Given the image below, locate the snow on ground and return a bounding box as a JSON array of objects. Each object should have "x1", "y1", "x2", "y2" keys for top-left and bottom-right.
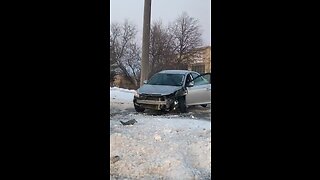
[
  {"x1": 110, "y1": 87, "x2": 135, "y2": 102},
  {"x1": 110, "y1": 87, "x2": 135, "y2": 115},
  {"x1": 110, "y1": 87, "x2": 211, "y2": 180}
]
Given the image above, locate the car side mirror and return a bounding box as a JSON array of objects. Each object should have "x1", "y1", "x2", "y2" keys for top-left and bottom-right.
[
  {"x1": 143, "y1": 80, "x2": 148, "y2": 84},
  {"x1": 186, "y1": 81, "x2": 194, "y2": 87}
]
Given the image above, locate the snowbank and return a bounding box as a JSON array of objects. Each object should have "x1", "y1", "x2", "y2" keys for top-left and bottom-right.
[{"x1": 110, "y1": 87, "x2": 136, "y2": 102}]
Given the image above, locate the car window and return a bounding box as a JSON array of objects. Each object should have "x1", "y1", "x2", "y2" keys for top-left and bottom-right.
[
  {"x1": 147, "y1": 73, "x2": 185, "y2": 86},
  {"x1": 191, "y1": 73, "x2": 209, "y2": 86}
]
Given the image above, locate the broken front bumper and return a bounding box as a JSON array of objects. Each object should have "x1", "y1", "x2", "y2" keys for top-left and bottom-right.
[{"x1": 133, "y1": 96, "x2": 178, "y2": 111}]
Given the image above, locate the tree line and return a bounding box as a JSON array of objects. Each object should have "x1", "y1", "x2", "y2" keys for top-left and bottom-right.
[{"x1": 110, "y1": 12, "x2": 203, "y2": 88}]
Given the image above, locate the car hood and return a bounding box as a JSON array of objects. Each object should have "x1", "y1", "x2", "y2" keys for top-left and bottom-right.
[{"x1": 138, "y1": 85, "x2": 182, "y2": 96}]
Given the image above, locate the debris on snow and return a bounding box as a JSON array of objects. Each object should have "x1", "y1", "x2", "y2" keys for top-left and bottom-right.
[
  {"x1": 120, "y1": 119, "x2": 137, "y2": 126},
  {"x1": 110, "y1": 155, "x2": 120, "y2": 164}
]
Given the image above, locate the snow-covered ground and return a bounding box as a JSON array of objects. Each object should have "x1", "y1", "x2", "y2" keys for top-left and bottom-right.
[{"x1": 110, "y1": 87, "x2": 211, "y2": 180}]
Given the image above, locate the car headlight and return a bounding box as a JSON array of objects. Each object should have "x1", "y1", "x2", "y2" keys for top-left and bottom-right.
[{"x1": 134, "y1": 91, "x2": 140, "y2": 98}]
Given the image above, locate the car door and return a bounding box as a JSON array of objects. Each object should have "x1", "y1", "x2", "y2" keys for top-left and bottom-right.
[{"x1": 186, "y1": 72, "x2": 211, "y2": 106}]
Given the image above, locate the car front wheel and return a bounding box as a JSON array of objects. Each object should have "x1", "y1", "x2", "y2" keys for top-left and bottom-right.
[{"x1": 178, "y1": 96, "x2": 187, "y2": 113}]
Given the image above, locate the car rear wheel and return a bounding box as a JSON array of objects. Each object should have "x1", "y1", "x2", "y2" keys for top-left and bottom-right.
[
  {"x1": 178, "y1": 96, "x2": 187, "y2": 113},
  {"x1": 201, "y1": 104, "x2": 208, "y2": 107},
  {"x1": 134, "y1": 104, "x2": 145, "y2": 112}
]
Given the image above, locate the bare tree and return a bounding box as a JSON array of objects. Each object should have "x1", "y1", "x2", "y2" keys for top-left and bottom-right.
[
  {"x1": 149, "y1": 20, "x2": 175, "y2": 77},
  {"x1": 109, "y1": 13, "x2": 203, "y2": 85},
  {"x1": 170, "y1": 12, "x2": 203, "y2": 69},
  {"x1": 148, "y1": 13, "x2": 203, "y2": 76},
  {"x1": 110, "y1": 20, "x2": 141, "y2": 88},
  {"x1": 122, "y1": 43, "x2": 141, "y2": 86},
  {"x1": 110, "y1": 34, "x2": 118, "y2": 86}
]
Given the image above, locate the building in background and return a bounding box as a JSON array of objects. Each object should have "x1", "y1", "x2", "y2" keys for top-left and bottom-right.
[{"x1": 188, "y1": 46, "x2": 211, "y2": 74}]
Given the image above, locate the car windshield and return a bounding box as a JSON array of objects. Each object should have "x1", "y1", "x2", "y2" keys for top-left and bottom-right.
[{"x1": 147, "y1": 73, "x2": 185, "y2": 86}]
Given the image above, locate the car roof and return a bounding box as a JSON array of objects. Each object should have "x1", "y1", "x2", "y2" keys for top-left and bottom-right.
[{"x1": 158, "y1": 70, "x2": 198, "y2": 75}]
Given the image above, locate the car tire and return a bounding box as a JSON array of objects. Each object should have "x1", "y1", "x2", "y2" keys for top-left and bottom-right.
[
  {"x1": 178, "y1": 96, "x2": 187, "y2": 113},
  {"x1": 201, "y1": 104, "x2": 208, "y2": 107},
  {"x1": 134, "y1": 104, "x2": 145, "y2": 112}
]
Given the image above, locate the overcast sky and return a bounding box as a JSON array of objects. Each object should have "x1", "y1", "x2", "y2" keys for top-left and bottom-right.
[{"x1": 110, "y1": 0, "x2": 211, "y2": 46}]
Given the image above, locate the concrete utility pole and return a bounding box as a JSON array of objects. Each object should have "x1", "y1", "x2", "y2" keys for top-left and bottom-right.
[{"x1": 140, "y1": 0, "x2": 152, "y2": 86}]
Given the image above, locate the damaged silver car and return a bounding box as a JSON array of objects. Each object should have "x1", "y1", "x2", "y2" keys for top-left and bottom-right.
[{"x1": 133, "y1": 70, "x2": 211, "y2": 113}]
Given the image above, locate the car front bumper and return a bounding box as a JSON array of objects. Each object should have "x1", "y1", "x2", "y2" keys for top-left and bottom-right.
[{"x1": 133, "y1": 96, "x2": 178, "y2": 111}]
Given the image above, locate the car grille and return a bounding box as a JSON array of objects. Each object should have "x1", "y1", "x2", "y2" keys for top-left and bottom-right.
[{"x1": 140, "y1": 95, "x2": 164, "y2": 101}]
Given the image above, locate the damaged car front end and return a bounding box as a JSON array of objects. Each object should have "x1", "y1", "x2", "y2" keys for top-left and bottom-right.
[
  {"x1": 133, "y1": 71, "x2": 187, "y2": 112},
  {"x1": 133, "y1": 88, "x2": 186, "y2": 112}
]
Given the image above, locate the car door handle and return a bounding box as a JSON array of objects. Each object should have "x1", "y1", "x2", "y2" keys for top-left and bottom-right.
[{"x1": 206, "y1": 88, "x2": 211, "y2": 91}]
